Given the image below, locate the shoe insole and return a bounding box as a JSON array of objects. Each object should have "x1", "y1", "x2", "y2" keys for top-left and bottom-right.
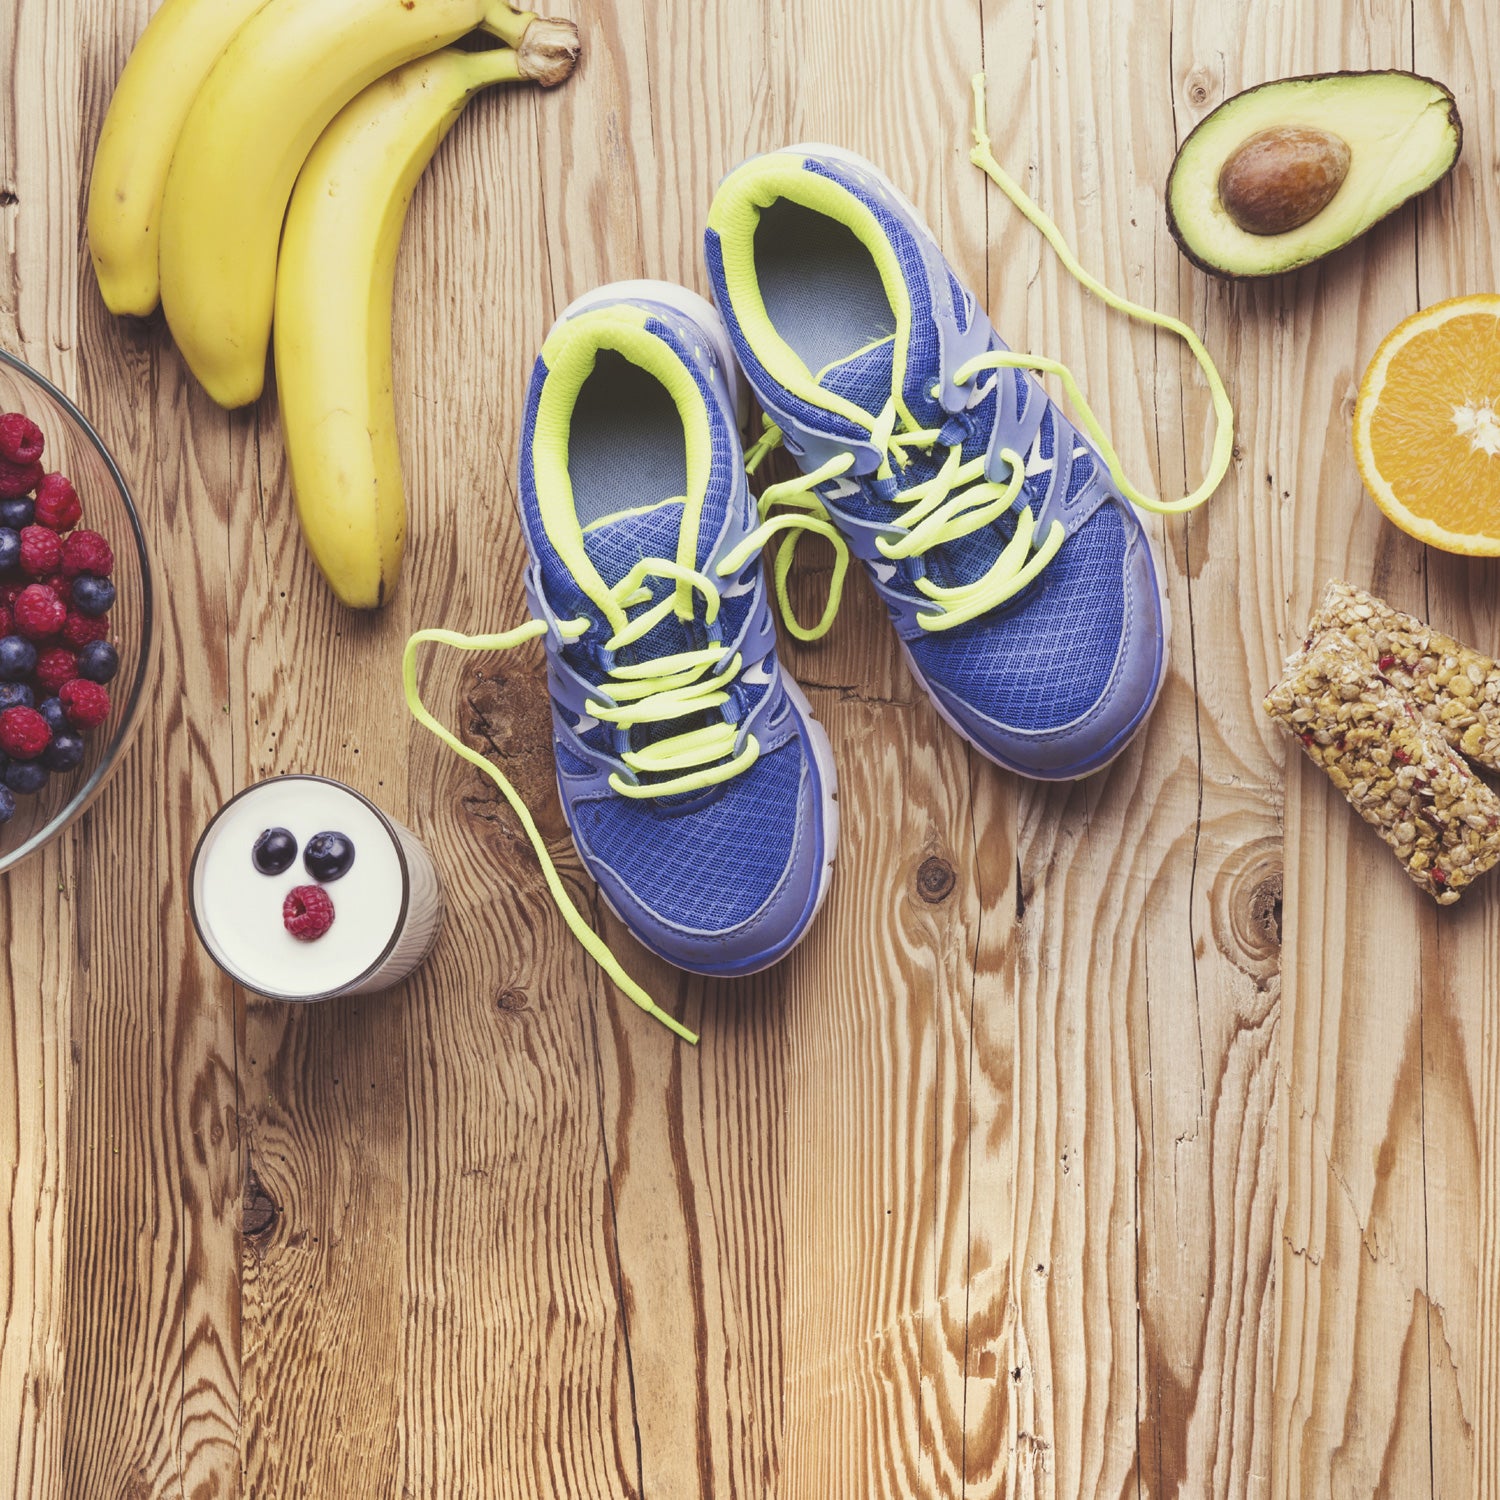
[
  {"x1": 753, "y1": 200, "x2": 896, "y2": 377},
  {"x1": 569, "y1": 350, "x2": 689, "y2": 533}
]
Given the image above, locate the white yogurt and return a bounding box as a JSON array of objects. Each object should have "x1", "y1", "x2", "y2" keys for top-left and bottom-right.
[{"x1": 191, "y1": 776, "x2": 443, "y2": 1001}]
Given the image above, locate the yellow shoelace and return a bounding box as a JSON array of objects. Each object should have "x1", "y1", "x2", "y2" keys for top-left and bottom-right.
[
  {"x1": 747, "y1": 73, "x2": 1235, "y2": 633},
  {"x1": 403, "y1": 506, "x2": 847, "y2": 1043}
]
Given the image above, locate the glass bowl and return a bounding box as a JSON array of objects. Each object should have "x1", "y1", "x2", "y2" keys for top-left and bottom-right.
[{"x1": 0, "y1": 350, "x2": 157, "y2": 873}]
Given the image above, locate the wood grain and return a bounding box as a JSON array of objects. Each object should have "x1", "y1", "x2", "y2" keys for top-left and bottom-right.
[{"x1": 1, "y1": 0, "x2": 1498, "y2": 1495}]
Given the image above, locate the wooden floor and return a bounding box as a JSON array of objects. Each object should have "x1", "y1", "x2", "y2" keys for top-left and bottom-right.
[{"x1": 2, "y1": 0, "x2": 1498, "y2": 1494}]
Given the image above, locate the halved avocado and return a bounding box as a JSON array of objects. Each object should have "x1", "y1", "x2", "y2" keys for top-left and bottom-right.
[{"x1": 1167, "y1": 71, "x2": 1462, "y2": 278}]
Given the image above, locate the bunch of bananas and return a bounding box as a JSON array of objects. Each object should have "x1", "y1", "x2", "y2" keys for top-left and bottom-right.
[{"x1": 88, "y1": 0, "x2": 579, "y2": 608}]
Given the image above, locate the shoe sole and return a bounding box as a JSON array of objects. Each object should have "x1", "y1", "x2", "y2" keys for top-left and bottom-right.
[{"x1": 768, "y1": 143, "x2": 1176, "y2": 781}]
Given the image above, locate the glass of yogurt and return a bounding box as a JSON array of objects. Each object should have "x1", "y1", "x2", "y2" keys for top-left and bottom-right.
[{"x1": 190, "y1": 774, "x2": 444, "y2": 1002}]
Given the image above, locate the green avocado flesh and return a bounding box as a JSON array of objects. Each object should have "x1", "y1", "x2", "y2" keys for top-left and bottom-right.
[{"x1": 1167, "y1": 71, "x2": 1462, "y2": 278}]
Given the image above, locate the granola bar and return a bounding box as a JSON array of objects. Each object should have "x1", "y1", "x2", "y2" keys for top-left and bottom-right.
[
  {"x1": 1264, "y1": 632, "x2": 1500, "y2": 905},
  {"x1": 1308, "y1": 579, "x2": 1500, "y2": 772}
]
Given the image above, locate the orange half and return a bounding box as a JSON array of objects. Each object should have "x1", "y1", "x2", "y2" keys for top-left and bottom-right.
[{"x1": 1353, "y1": 294, "x2": 1500, "y2": 555}]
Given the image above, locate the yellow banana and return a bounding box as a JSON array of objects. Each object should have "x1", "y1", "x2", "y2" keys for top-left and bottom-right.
[
  {"x1": 159, "y1": 0, "x2": 569, "y2": 410},
  {"x1": 87, "y1": 0, "x2": 273, "y2": 316},
  {"x1": 275, "y1": 33, "x2": 576, "y2": 608}
]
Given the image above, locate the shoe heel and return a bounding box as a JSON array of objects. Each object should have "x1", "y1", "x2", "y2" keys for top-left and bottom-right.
[{"x1": 553, "y1": 278, "x2": 751, "y2": 432}]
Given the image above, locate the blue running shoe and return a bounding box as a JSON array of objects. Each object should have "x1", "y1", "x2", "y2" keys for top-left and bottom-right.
[
  {"x1": 405, "y1": 282, "x2": 842, "y2": 1040},
  {"x1": 705, "y1": 141, "x2": 1228, "y2": 780}
]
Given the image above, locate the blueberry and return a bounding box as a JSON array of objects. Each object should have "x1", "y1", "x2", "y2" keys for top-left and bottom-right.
[
  {"x1": 0, "y1": 681, "x2": 34, "y2": 712},
  {"x1": 303, "y1": 831, "x2": 355, "y2": 882},
  {"x1": 71, "y1": 575, "x2": 115, "y2": 617},
  {"x1": 5, "y1": 760, "x2": 47, "y2": 796},
  {"x1": 76, "y1": 639, "x2": 118, "y2": 684},
  {"x1": 0, "y1": 499, "x2": 33, "y2": 530},
  {"x1": 36, "y1": 696, "x2": 65, "y2": 733},
  {"x1": 252, "y1": 826, "x2": 298, "y2": 876},
  {"x1": 0, "y1": 635, "x2": 36, "y2": 680},
  {"x1": 0, "y1": 784, "x2": 14, "y2": 823},
  {"x1": 41, "y1": 730, "x2": 83, "y2": 772},
  {"x1": 0, "y1": 528, "x2": 18, "y2": 573}
]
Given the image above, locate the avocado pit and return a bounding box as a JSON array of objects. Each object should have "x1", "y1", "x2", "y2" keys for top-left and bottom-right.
[{"x1": 1218, "y1": 126, "x2": 1351, "y2": 235}]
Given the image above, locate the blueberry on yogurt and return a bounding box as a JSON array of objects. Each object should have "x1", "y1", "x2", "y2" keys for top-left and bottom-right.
[
  {"x1": 303, "y1": 831, "x2": 354, "y2": 882},
  {"x1": 252, "y1": 826, "x2": 298, "y2": 876}
]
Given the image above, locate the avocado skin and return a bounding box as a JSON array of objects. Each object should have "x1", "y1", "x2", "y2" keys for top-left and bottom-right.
[{"x1": 1166, "y1": 69, "x2": 1463, "y2": 280}]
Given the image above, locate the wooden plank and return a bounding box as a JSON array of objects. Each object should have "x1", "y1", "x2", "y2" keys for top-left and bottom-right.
[
  {"x1": 0, "y1": 0, "x2": 77, "y2": 1489},
  {"x1": 1252, "y1": 0, "x2": 1473, "y2": 1494},
  {"x1": 1411, "y1": 2, "x2": 1500, "y2": 1493},
  {"x1": 0, "y1": 0, "x2": 85, "y2": 1492},
  {"x1": 968, "y1": 1, "x2": 1287, "y2": 1494},
  {"x1": 392, "y1": 56, "x2": 642, "y2": 1500}
]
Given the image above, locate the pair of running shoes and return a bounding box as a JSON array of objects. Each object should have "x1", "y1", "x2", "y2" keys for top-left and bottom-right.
[{"x1": 406, "y1": 141, "x2": 1207, "y2": 1034}]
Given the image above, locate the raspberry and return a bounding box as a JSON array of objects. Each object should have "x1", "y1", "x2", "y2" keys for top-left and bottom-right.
[
  {"x1": 282, "y1": 884, "x2": 335, "y2": 941},
  {"x1": 0, "y1": 606, "x2": 11, "y2": 639},
  {"x1": 61, "y1": 610, "x2": 109, "y2": 648},
  {"x1": 0, "y1": 705, "x2": 50, "y2": 759},
  {"x1": 12, "y1": 584, "x2": 65, "y2": 640},
  {"x1": 59, "y1": 677, "x2": 110, "y2": 729},
  {"x1": 0, "y1": 458, "x2": 42, "y2": 500},
  {"x1": 34, "y1": 647, "x2": 76, "y2": 694},
  {"x1": 61, "y1": 529, "x2": 114, "y2": 578},
  {"x1": 0, "y1": 414, "x2": 44, "y2": 466},
  {"x1": 33, "y1": 473, "x2": 81, "y2": 532},
  {"x1": 18, "y1": 525, "x2": 61, "y2": 577}
]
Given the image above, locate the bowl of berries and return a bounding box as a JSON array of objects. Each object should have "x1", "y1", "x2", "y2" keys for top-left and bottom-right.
[{"x1": 0, "y1": 350, "x2": 156, "y2": 872}]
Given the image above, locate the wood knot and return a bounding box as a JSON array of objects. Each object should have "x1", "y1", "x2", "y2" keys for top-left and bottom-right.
[
  {"x1": 0, "y1": 190, "x2": 16, "y2": 208},
  {"x1": 916, "y1": 856, "x2": 956, "y2": 904},
  {"x1": 1184, "y1": 67, "x2": 1218, "y2": 110},
  {"x1": 242, "y1": 1162, "x2": 278, "y2": 1245},
  {"x1": 495, "y1": 986, "x2": 531, "y2": 1014},
  {"x1": 1248, "y1": 873, "x2": 1283, "y2": 947},
  {"x1": 1209, "y1": 836, "x2": 1282, "y2": 992}
]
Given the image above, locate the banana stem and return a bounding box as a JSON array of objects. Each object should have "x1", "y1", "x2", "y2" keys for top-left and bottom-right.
[
  {"x1": 479, "y1": 6, "x2": 580, "y2": 86},
  {"x1": 463, "y1": 44, "x2": 524, "y2": 87},
  {"x1": 481, "y1": 3, "x2": 535, "y2": 47}
]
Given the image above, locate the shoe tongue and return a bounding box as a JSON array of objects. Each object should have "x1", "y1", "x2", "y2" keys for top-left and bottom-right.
[
  {"x1": 816, "y1": 336, "x2": 898, "y2": 417},
  {"x1": 581, "y1": 498, "x2": 689, "y2": 589},
  {"x1": 576, "y1": 498, "x2": 701, "y2": 665}
]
